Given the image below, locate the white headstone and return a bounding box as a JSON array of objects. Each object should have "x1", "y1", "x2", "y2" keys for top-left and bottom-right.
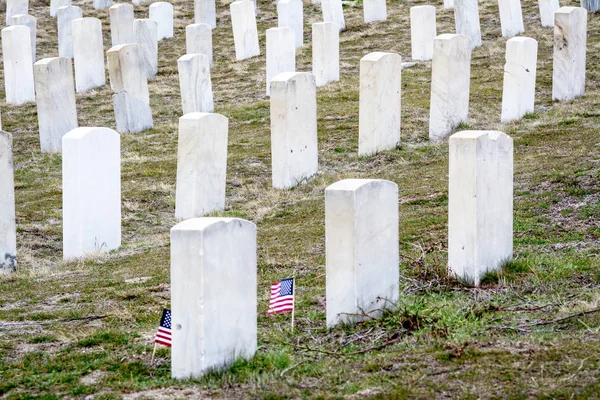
[
  {"x1": 0, "y1": 132, "x2": 16, "y2": 274},
  {"x1": 322, "y1": 0, "x2": 345, "y2": 30},
  {"x1": 134, "y1": 19, "x2": 159, "y2": 78},
  {"x1": 266, "y1": 27, "x2": 295, "y2": 96},
  {"x1": 51, "y1": 0, "x2": 71, "y2": 17},
  {"x1": 149, "y1": 2, "x2": 174, "y2": 40},
  {"x1": 429, "y1": 34, "x2": 472, "y2": 141},
  {"x1": 538, "y1": 0, "x2": 559, "y2": 27},
  {"x1": 2, "y1": 26, "x2": 35, "y2": 105},
  {"x1": 175, "y1": 113, "x2": 228, "y2": 219},
  {"x1": 72, "y1": 18, "x2": 106, "y2": 93},
  {"x1": 6, "y1": 0, "x2": 28, "y2": 25},
  {"x1": 10, "y1": 14, "x2": 36, "y2": 63},
  {"x1": 359, "y1": 52, "x2": 401, "y2": 156},
  {"x1": 448, "y1": 130, "x2": 513, "y2": 286},
  {"x1": 270, "y1": 72, "x2": 318, "y2": 189},
  {"x1": 454, "y1": 0, "x2": 481, "y2": 48},
  {"x1": 57, "y1": 5, "x2": 82, "y2": 59},
  {"x1": 171, "y1": 218, "x2": 257, "y2": 379},
  {"x1": 444, "y1": 0, "x2": 454, "y2": 8},
  {"x1": 325, "y1": 179, "x2": 399, "y2": 327},
  {"x1": 195, "y1": 0, "x2": 216, "y2": 28},
  {"x1": 498, "y1": 0, "x2": 524, "y2": 37},
  {"x1": 62, "y1": 127, "x2": 121, "y2": 260},
  {"x1": 230, "y1": 0, "x2": 260, "y2": 60},
  {"x1": 410, "y1": 6, "x2": 436, "y2": 61},
  {"x1": 312, "y1": 22, "x2": 339, "y2": 87},
  {"x1": 107, "y1": 43, "x2": 153, "y2": 133},
  {"x1": 110, "y1": 3, "x2": 134, "y2": 47},
  {"x1": 501, "y1": 37, "x2": 537, "y2": 123},
  {"x1": 552, "y1": 7, "x2": 587, "y2": 102},
  {"x1": 186, "y1": 23, "x2": 213, "y2": 66},
  {"x1": 177, "y1": 54, "x2": 214, "y2": 114},
  {"x1": 33, "y1": 57, "x2": 78, "y2": 153},
  {"x1": 277, "y1": 0, "x2": 303, "y2": 48},
  {"x1": 94, "y1": 0, "x2": 112, "y2": 10},
  {"x1": 580, "y1": 0, "x2": 600, "y2": 11},
  {"x1": 364, "y1": 0, "x2": 386, "y2": 23}
]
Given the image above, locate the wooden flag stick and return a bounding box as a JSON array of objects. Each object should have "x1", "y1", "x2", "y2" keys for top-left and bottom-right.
[
  {"x1": 291, "y1": 277, "x2": 296, "y2": 331},
  {"x1": 151, "y1": 343, "x2": 158, "y2": 364}
]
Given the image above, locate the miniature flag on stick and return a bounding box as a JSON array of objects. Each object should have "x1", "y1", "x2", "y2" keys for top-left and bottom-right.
[
  {"x1": 155, "y1": 309, "x2": 172, "y2": 347},
  {"x1": 268, "y1": 278, "x2": 295, "y2": 329},
  {"x1": 268, "y1": 278, "x2": 294, "y2": 314},
  {"x1": 151, "y1": 309, "x2": 171, "y2": 363}
]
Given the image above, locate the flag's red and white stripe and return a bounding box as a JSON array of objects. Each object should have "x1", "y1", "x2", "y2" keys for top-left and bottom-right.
[
  {"x1": 268, "y1": 281, "x2": 294, "y2": 314},
  {"x1": 155, "y1": 327, "x2": 171, "y2": 347}
]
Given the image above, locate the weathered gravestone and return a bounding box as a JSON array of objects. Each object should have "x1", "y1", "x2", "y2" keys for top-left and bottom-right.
[
  {"x1": 171, "y1": 218, "x2": 257, "y2": 379},
  {"x1": 110, "y1": 3, "x2": 134, "y2": 47},
  {"x1": 150, "y1": 2, "x2": 174, "y2": 40},
  {"x1": 50, "y1": 0, "x2": 70, "y2": 17},
  {"x1": 230, "y1": 0, "x2": 260, "y2": 60},
  {"x1": 454, "y1": 0, "x2": 481, "y2": 48},
  {"x1": 538, "y1": 0, "x2": 559, "y2": 27},
  {"x1": 63, "y1": 127, "x2": 121, "y2": 259},
  {"x1": 72, "y1": 17, "x2": 106, "y2": 93},
  {"x1": 56, "y1": 5, "x2": 82, "y2": 59},
  {"x1": 580, "y1": 0, "x2": 599, "y2": 11},
  {"x1": 359, "y1": 52, "x2": 401, "y2": 156},
  {"x1": 364, "y1": 0, "x2": 386, "y2": 23},
  {"x1": 94, "y1": 0, "x2": 112, "y2": 10},
  {"x1": 177, "y1": 54, "x2": 214, "y2": 114},
  {"x1": 10, "y1": 14, "x2": 36, "y2": 63},
  {"x1": 186, "y1": 23, "x2": 213, "y2": 65},
  {"x1": 501, "y1": 37, "x2": 537, "y2": 123},
  {"x1": 0, "y1": 132, "x2": 16, "y2": 274},
  {"x1": 270, "y1": 72, "x2": 318, "y2": 189},
  {"x1": 312, "y1": 22, "x2": 339, "y2": 87},
  {"x1": 410, "y1": 6, "x2": 436, "y2": 61},
  {"x1": 277, "y1": 0, "x2": 303, "y2": 48},
  {"x1": 107, "y1": 43, "x2": 153, "y2": 133},
  {"x1": 322, "y1": 0, "x2": 345, "y2": 30},
  {"x1": 195, "y1": 0, "x2": 216, "y2": 28},
  {"x1": 448, "y1": 131, "x2": 513, "y2": 286},
  {"x1": 175, "y1": 113, "x2": 228, "y2": 219},
  {"x1": 33, "y1": 57, "x2": 78, "y2": 153},
  {"x1": 552, "y1": 7, "x2": 587, "y2": 102},
  {"x1": 325, "y1": 179, "x2": 399, "y2": 327},
  {"x1": 429, "y1": 34, "x2": 471, "y2": 141},
  {"x1": 498, "y1": 0, "x2": 524, "y2": 37},
  {"x1": 6, "y1": 0, "x2": 28, "y2": 25},
  {"x1": 2, "y1": 25, "x2": 35, "y2": 105},
  {"x1": 134, "y1": 19, "x2": 159, "y2": 78},
  {"x1": 266, "y1": 27, "x2": 295, "y2": 97}
]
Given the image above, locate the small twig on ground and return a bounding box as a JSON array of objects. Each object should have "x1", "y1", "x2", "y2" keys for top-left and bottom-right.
[
  {"x1": 524, "y1": 308, "x2": 600, "y2": 327},
  {"x1": 280, "y1": 361, "x2": 305, "y2": 377},
  {"x1": 492, "y1": 307, "x2": 600, "y2": 331}
]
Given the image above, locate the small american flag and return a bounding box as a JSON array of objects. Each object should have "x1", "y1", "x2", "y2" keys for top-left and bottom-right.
[
  {"x1": 268, "y1": 278, "x2": 294, "y2": 315},
  {"x1": 154, "y1": 309, "x2": 172, "y2": 347}
]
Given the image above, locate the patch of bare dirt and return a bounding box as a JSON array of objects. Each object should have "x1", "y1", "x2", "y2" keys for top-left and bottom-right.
[{"x1": 79, "y1": 370, "x2": 108, "y2": 386}]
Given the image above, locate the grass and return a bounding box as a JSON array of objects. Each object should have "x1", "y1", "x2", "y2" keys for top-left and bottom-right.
[{"x1": 0, "y1": 0, "x2": 599, "y2": 398}]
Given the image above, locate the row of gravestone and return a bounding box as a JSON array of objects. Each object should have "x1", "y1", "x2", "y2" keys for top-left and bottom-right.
[
  {"x1": 0, "y1": 0, "x2": 591, "y2": 266},
  {"x1": 1, "y1": 0, "x2": 589, "y2": 150}
]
